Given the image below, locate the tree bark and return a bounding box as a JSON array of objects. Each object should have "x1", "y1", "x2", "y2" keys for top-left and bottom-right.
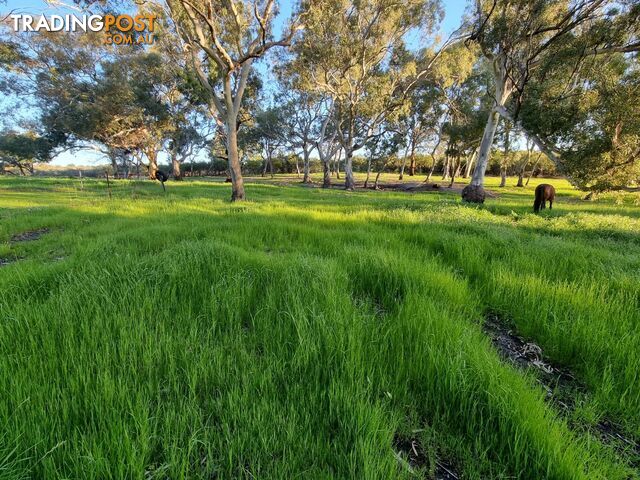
[
  {"x1": 442, "y1": 155, "x2": 450, "y2": 181},
  {"x1": 399, "y1": 144, "x2": 413, "y2": 180},
  {"x1": 374, "y1": 170, "x2": 382, "y2": 189},
  {"x1": 471, "y1": 109, "x2": 500, "y2": 188},
  {"x1": 425, "y1": 134, "x2": 442, "y2": 183},
  {"x1": 364, "y1": 156, "x2": 372, "y2": 188},
  {"x1": 462, "y1": 108, "x2": 500, "y2": 203},
  {"x1": 516, "y1": 147, "x2": 531, "y2": 187},
  {"x1": 226, "y1": 114, "x2": 245, "y2": 202},
  {"x1": 344, "y1": 148, "x2": 355, "y2": 190},
  {"x1": 449, "y1": 157, "x2": 459, "y2": 188},
  {"x1": 109, "y1": 151, "x2": 120, "y2": 179},
  {"x1": 464, "y1": 150, "x2": 476, "y2": 179},
  {"x1": 302, "y1": 147, "x2": 312, "y2": 183},
  {"x1": 526, "y1": 154, "x2": 542, "y2": 186},
  {"x1": 500, "y1": 122, "x2": 511, "y2": 188},
  {"x1": 464, "y1": 58, "x2": 512, "y2": 203},
  {"x1": 147, "y1": 149, "x2": 158, "y2": 180},
  {"x1": 408, "y1": 142, "x2": 417, "y2": 176},
  {"x1": 427, "y1": 159, "x2": 436, "y2": 182},
  {"x1": 323, "y1": 159, "x2": 331, "y2": 188},
  {"x1": 172, "y1": 151, "x2": 182, "y2": 181}
]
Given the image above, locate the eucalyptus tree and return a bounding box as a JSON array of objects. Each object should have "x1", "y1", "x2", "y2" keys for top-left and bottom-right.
[
  {"x1": 397, "y1": 83, "x2": 440, "y2": 180},
  {"x1": 314, "y1": 97, "x2": 342, "y2": 188},
  {"x1": 519, "y1": 50, "x2": 640, "y2": 192},
  {"x1": 393, "y1": 42, "x2": 482, "y2": 182},
  {"x1": 0, "y1": 132, "x2": 53, "y2": 175},
  {"x1": 43, "y1": 50, "x2": 171, "y2": 179},
  {"x1": 166, "y1": 119, "x2": 206, "y2": 180},
  {"x1": 163, "y1": 0, "x2": 303, "y2": 201},
  {"x1": 275, "y1": 70, "x2": 341, "y2": 187},
  {"x1": 515, "y1": 137, "x2": 538, "y2": 188},
  {"x1": 365, "y1": 124, "x2": 404, "y2": 189},
  {"x1": 116, "y1": 53, "x2": 174, "y2": 179},
  {"x1": 292, "y1": 0, "x2": 447, "y2": 190},
  {"x1": 442, "y1": 103, "x2": 488, "y2": 187},
  {"x1": 152, "y1": 10, "x2": 210, "y2": 180},
  {"x1": 463, "y1": 0, "x2": 640, "y2": 202},
  {"x1": 0, "y1": 26, "x2": 174, "y2": 178},
  {"x1": 276, "y1": 89, "x2": 322, "y2": 184},
  {"x1": 245, "y1": 107, "x2": 287, "y2": 178}
]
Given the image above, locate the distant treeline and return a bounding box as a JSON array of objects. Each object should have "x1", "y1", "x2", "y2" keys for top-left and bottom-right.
[{"x1": 13, "y1": 150, "x2": 558, "y2": 180}]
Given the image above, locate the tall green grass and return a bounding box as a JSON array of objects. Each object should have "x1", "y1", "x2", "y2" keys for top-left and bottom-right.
[{"x1": 0, "y1": 176, "x2": 638, "y2": 479}]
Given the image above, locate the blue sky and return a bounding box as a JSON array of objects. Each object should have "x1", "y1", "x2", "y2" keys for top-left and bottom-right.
[
  {"x1": 1, "y1": 0, "x2": 469, "y2": 166},
  {"x1": 4, "y1": 0, "x2": 467, "y2": 31}
]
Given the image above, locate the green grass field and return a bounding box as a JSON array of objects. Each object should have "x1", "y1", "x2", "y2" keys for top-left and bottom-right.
[{"x1": 1, "y1": 175, "x2": 639, "y2": 479}]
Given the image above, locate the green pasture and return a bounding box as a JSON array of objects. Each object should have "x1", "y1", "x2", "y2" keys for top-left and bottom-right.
[{"x1": 0, "y1": 175, "x2": 639, "y2": 479}]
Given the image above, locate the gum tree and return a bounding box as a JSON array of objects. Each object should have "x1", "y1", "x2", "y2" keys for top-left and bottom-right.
[
  {"x1": 519, "y1": 49, "x2": 640, "y2": 192},
  {"x1": 0, "y1": 132, "x2": 53, "y2": 175},
  {"x1": 462, "y1": 0, "x2": 640, "y2": 203},
  {"x1": 0, "y1": 28, "x2": 169, "y2": 178},
  {"x1": 292, "y1": 0, "x2": 446, "y2": 190},
  {"x1": 275, "y1": 59, "x2": 340, "y2": 187},
  {"x1": 411, "y1": 42, "x2": 483, "y2": 181},
  {"x1": 164, "y1": 0, "x2": 303, "y2": 201},
  {"x1": 278, "y1": 89, "x2": 322, "y2": 184}
]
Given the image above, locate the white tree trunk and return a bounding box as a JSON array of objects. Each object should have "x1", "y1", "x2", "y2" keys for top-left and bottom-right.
[
  {"x1": 365, "y1": 156, "x2": 372, "y2": 188},
  {"x1": 464, "y1": 149, "x2": 477, "y2": 179},
  {"x1": 344, "y1": 148, "x2": 355, "y2": 190},
  {"x1": 323, "y1": 159, "x2": 331, "y2": 188},
  {"x1": 399, "y1": 152, "x2": 407, "y2": 180},
  {"x1": 171, "y1": 151, "x2": 182, "y2": 180},
  {"x1": 302, "y1": 147, "x2": 311, "y2": 183},
  {"x1": 226, "y1": 114, "x2": 245, "y2": 201},
  {"x1": 470, "y1": 108, "x2": 500, "y2": 187},
  {"x1": 464, "y1": 57, "x2": 513, "y2": 202}
]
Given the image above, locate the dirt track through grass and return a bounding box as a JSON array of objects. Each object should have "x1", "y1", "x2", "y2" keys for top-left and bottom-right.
[{"x1": 1, "y1": 176, "x2": 639, "y2": 479}]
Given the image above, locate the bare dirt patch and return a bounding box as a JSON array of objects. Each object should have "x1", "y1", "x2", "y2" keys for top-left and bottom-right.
[
  {"x1": 251, "y1": 176, "x2": 500, "y2": 197},
  {"x1": 11, "y1": 228, "x2": 50, "y2": 243},
  {"x1": 393, "y1": 433, "x2": 459, "y2": 479},
  {"x1": 393, "y1": 434, "x2": 428, "y2": 470},
  {"x1": 371, "y1": 182, "x2": 501, "y2": 198},
  {"x1": 483, "y1": 314, "x2": 582, "y2": 407},
  {"x1": 433, "y1": 460, "x2": 459, "y2": 480},
  {"x1": 483, "y1": 313, "x2": 639, "y2": 462},
  {"x1": 0, "y1": 257, "x2": 18, "y2": 267}
]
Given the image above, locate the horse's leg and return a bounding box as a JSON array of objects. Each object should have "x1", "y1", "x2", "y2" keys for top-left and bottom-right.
[{"x1": 549, "y1": 199, "x2": 553, "y2": 210}]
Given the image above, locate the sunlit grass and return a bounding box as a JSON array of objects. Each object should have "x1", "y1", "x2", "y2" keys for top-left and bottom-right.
[{"x1": 0, "y1": 175, "x2": 639, "y2": 479}]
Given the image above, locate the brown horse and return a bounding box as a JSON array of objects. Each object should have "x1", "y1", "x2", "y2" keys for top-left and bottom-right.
[{"x1": 534, "y1": 184, "x2": 556, "y2": 213}]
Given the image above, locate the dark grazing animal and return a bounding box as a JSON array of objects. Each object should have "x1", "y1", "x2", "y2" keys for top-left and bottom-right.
[
  {"x1": 534, "y1": 184, "x2": 556, "y2": 213},
  {"x1": 155, "y1": 170, "x2": 168, "y2": 192}
]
